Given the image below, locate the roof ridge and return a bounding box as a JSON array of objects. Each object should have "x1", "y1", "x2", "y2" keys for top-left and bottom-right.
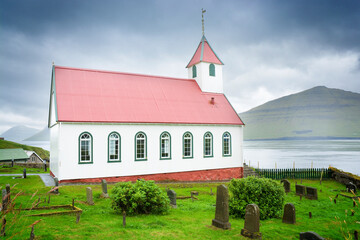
[{"x1": 54, "y1": 65, "x2": 193, "y2": 82}]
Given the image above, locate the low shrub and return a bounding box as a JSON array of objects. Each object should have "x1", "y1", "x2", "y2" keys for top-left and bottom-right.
[
  {"x1": 111, "y1": 179, "x2": 169, "y2": 215},
  {"x1": 229, "y1": 176, "x2": 285, "y2": 220}
]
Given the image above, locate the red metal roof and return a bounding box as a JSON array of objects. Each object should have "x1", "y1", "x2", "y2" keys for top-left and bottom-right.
[
  {"x1": 186, "y1": 35, "x2": 224, "y2": 68},
  {"x1": 54, "y1": 66, "x2": 243, "y2": 125}
]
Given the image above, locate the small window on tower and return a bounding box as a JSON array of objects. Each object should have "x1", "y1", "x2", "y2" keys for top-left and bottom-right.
[
  {"x1": 192, "y1": 65, "x2": 197, "y2": 78},
  {"x1": 209, "y1": 64, "x2": 215, "y2": 76}
]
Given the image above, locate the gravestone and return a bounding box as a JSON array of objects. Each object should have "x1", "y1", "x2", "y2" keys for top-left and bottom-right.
[
  {"x1": 101, "y1": 179, "x2": 109, "y2": 198},
  {"x1": 346, "y1": 182, "x2": 357, "y2": 193},
  {"x1": 5, "y1": 184, "x2": 10, "y2": 202},
  {"x1": 306, "y1": 187, "x2": 318, "y2": 200},
  {"x1": 167, "y1": 189, "x2": 177, "y2": 208},
  {"x1": 23, "y1": 168, "x2": 26, "y2": 178},
  {"x1": 296, "y1": 185, "x2": 306, "y2": 196},
  {"x1": 281, "y1": 179, "x2": 291, "y2": 193},
  {"x1": 241, "y1": 204, "x2": 262, "y2": 239},
  {"x1": 212, "y1": 185, "x2": 231, "y2": 229},
  {"x1": 53, "y1": 177, "x2": 59, "y2": 194},
  {"x1": 86, "y1": 187, "x2": 94, "y2": 205},
  {"x1": 11, "y1": 160, "x2": 14, "y2": 167},
  {"x1": 44, "y1": 163, "x2": 47, "y2": 172},
  {"x1": 2, "y1": 189, "x2": 8, "y2": 211},
  {"x1": 299, "y1": 231, "x2": 325, "y2": 240},
  {"x1": 282, "y1": 203, "x2": 296, "y2": 224},
  {"x1": 1, "y1": 218, "x2": 6, "y2": 236}
]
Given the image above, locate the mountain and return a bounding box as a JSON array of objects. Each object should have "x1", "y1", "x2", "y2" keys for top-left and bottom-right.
[
  {"x1": 24, "y1": 127, "x2": 50, "y2": 141},
  {"x1": 239, "y1": 86, "x2": 360, "y2": 140},
  {"x1": 0, "y1": 125, "x2": 40, "y2": 142}
]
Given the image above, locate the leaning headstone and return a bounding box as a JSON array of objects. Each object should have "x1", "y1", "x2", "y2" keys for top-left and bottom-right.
[
  {"x1": 23, "y1": 168, "x2": 26, "y2": 179},
  {"x1": 53, "y1": 177, "x2": 59, "y2": 194},
  {"x1": 346, "y1": 182, "x2": 357, "y2": 193},
  {"x1": 101, "y1": 179, "x2": 109, "y2": 198},
  {"x1": 241, "y1": 204, "x2": 262, "y2": 239},
  {"x1": 2, "y1": 189, "x2": 8, "y2": 211},
  {"x1": 282, "y1": 203, "x2": 296, "y2": 224},
  {"x1": 5, "y1": 184, "x2": 10, "y2": 202},
  {"x1": 295, "y1": 185, "x2": 306, "y2": 196},
  {"x1": 191, "y1": 191, "x2": 199, "y2": 201},
  {"x1": 212, "y1": 185, "x2": 231, "y2": 229},
  {"x1": 29, "y1": 225, "x2": 35, "y2": 240},
  {"x1": 299, "y1": 231, "x2": 325, "y2": 240},
  {"x1": 281, "y1": 179, "x2": 291, "y2": 193},
  {"x1": 86, "y1": 187, "x2": 94, "y2": 205},
  {"x1": 167, "y1": 189, "x2": 176, "y2": 208},
  {"x1": 306, "y1": 186, "x2": 318, "y2": 200}
]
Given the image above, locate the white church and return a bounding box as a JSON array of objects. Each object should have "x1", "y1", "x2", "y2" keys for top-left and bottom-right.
[{"x1": 48, "y1": 29, "x2": 245, "y2": 183}]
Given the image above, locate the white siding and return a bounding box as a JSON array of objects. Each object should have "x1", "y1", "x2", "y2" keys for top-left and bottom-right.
[
  {"x1": 188, "y1": 62, "x2": 223, "y2": 93},
  {"x1": 53, "y1": 123, "x2": 243, "y2": 181}
]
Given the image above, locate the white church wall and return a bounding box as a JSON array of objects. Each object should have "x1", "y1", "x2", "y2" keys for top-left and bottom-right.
[
  {"x1": 55, "y1": 123, "x2": 243, "y2": 181},
  {"x1": 50, "y1": 124, "x2": 60, "y2": 177}
]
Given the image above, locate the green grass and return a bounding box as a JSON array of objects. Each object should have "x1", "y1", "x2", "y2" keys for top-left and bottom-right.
[
  {"x1": 0, "y1": 139, "x2": 50, "y2": 160},
  {"x1": 0, "y1": 178, "x2": 359, "y2": 239},
  {"x1": 0, "y1": 164, "x2": 49, "y2": 174}
]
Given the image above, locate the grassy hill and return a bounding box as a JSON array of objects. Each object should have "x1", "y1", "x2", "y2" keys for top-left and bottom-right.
[
  {"x1": 239, "y1": 86, "x2": 360, "y2": 140},
  {"x1": 0, "y1": 139, "x2": 50, "y2": 160}
]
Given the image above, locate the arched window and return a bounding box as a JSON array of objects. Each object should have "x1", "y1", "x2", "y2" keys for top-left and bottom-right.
[
  {"x1": 222, "y1": 132, "x2": 231, "y2": 156},
  {"x1": 79, "y1": 132, "x2": 93, "y2": 164},
  {"x1": 192, "y1": 65, "x2": 197, "y2": 78},
  {"x1": 203, "y1": 132, "x2": 213, "y2": 157},
  {"x1": 209, "y1": 63, "x2": 215, "y2": 76},
  {"x1": 183, "y1": 132, "x2": 193, "y2": 158},
  {"x1": 108, "y1": 132, "x2": 121, "y2": 162},
  {"x1": 160, "y1": 132, "x2": 171, "y2": 160},
  {"x1": 135, "y1": 132, "x2": 147, "y2": 161}
]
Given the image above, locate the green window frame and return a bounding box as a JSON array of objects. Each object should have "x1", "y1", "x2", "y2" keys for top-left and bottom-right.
[
  {"x1": 203, "y1": 132, "x2": 213, "y2": 158},
  {"x1": 209, "y1": 63, "x2": 215, "y2": 76},
  {"x1": 182, "y1": 132, "x2": 193, "y2": 159},
  {"x1": 222, "y1": 132, "x2": 232, "y2": 157},
  {"x1": 135, "y1": 132, "x2": 147, "y2": 161},
  {"x1": 192, "y1": 65, "x2": 197, "y2": 78},
  {"x1": 108, "y1": 132, "x2": 121, "y2": 162},
  {"x1": 160, "y1": 131, "x2": 171, "y2": 160},
  {"x1": 78, "y1": 132, "x2": 93, "y2": 164}
]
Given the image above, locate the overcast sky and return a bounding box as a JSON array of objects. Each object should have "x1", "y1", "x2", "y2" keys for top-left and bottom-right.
[{"x1": 1, "y1": 0, "x2": 360, "y2": 134}]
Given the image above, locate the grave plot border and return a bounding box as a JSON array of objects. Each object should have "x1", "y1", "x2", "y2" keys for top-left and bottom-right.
[{"x1": 17, "y1": 204, "x2": 82, "y2": 217}]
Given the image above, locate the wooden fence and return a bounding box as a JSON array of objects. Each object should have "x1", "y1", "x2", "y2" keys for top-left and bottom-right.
[{"x1": 254, "y1": 168, "x2": 333, "y2": 180}]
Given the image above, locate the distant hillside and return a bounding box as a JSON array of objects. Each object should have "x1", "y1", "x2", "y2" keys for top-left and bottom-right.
[
  {"x1": 0, "y1": 125, "x2": 40, "y2": 142},
  {"x1": 239, "y1": 86, "x2": 360, "y2": 140},
  {"x1": 24, "y1": 127, "x2": 50, "y2": 141},
  {"x1": 0, "y1": 139, "x2": 50, "y2": 160}
]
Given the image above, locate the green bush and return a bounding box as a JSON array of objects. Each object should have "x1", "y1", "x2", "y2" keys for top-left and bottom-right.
[
  {"x1": 229, "y1": 176, "x2": 285, "y2": 220},
  {"x1": 111, "y1": 179, "x2": 169, "y2": 215}
]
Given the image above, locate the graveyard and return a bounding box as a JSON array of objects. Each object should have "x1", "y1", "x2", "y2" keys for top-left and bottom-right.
[{"x1": 0, "y1": 176, "x2": 359, "y2": 239}]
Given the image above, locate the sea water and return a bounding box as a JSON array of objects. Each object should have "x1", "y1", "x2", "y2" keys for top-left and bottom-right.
[{"x1": 244, "y1": 139, "x2": 360, "y2": 175}]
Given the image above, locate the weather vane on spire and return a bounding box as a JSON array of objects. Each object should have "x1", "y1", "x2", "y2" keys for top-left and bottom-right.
[{"x1": 202, "y1": 8, "x2": 206, "y2": 36}]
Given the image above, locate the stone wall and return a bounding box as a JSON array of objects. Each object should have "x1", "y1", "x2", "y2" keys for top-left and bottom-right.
[
  {"x1": 330, "y1": 167, "x2": 360, "y2": 188},
  {"x1": 1, "y1": 162, "x2": 49, "y2": 169}
]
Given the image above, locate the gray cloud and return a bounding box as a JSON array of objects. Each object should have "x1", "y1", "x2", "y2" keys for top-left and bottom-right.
[{"x1": 0, "y1": 0, "x2": 359, "y2": 133}]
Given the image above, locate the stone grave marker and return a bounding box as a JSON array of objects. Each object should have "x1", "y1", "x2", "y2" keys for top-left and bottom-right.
[
  {"x1": 86, "y1": 187, "x2": 94, "y2": 205},
  {"x1": 282, "y1": 203, "x2": 296, "y2": 224},
  {"x1": 299, "y1": 231, "x2": 325, "y2": 240},
  {"x1": 1, "y1": 218, "x2": 6, "y2": 236},
  {"x1": 212, "y1": 185, "x2": 231, "y2": 229},
  {"x1": 53, "y1": 177, "x2": 59, "y2": 194},
  {"x1": 5, "y1": 184, "x2": 10, "y2": 202},
  {"x1": 23, "y1": 168, "x2": 26, "y2": 178},
  {"x1": 346, "y1": 182, "x2": 357, "y2": 193},
  {"x1": 355, "y1": 230, "x2": 358, "y2": 240},
  {"x1": 281, "y1": 179, "x2": 291, "y2": 193},
  {"x1": 167, "y1": 189, "x2": 176, "y2": 208},
  {"x1": 101, "y1": 179, "x2": 109, "y2": 198},
  {"x1": 295, "y1": 185, "x2": 306, "y2": 196},
  {"x1": 44, "y1": 163, "x2": 47, "y2": 172},
  {"x1": 2, "y1": 189, "x2": 8, "y2": 211},
  {"x1": 306, "y1": 186, "x2": 318, "y2": 200},
  {"x1": 11, "y1": 160, "x2": 14, "y2": 167},
  {"x1": 241, "y1": 204, "x2": 262, "y2": 239}
]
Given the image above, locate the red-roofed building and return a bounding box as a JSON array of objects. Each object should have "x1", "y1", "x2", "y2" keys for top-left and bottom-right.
[{"x1": 48, "y1": 34, "x2": 244, "y2": 183}]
